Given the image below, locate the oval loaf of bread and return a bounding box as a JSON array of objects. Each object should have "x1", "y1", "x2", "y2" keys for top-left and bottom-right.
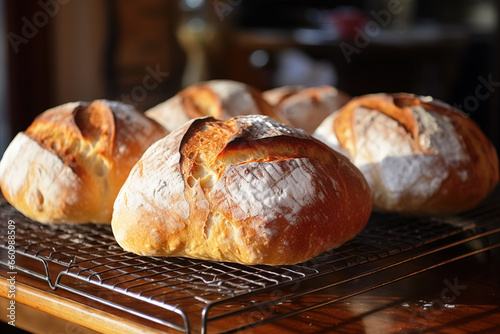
[
  {"x1": 0, "y1": 100, "x2": 168, "y2": 224},
  {"x1": 145, "y1": 79, "x2": 289, "y2": 132},
  {"x1": 112, "y1": 115, "x2": 372, "y2": 265},
  {"x1": 314, "y1": 93, "x2": 499, "y2": 215},
  {"x1": 263, "y1": 85, "x2": 351, "y2": 134}
]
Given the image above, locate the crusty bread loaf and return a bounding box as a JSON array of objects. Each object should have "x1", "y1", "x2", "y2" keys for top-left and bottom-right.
[
  {"x1": 263, "y1": 85, "x2": 351, "y2": 134},
  {"x1": 112, "y1": 115, "x2": 372, "y2": 265},
  {"x1": 0, "y1": 100, "x2": 168, "y2": 224},
  {"x1": 145, "y1": 80, "x2": 290, "y2": 132},
  {"x1": 262, "y1": 85, "x2": 305, "y2": 106},
  {"x1": 314, "y1": 93, "x2": 499, "y2": 215}
]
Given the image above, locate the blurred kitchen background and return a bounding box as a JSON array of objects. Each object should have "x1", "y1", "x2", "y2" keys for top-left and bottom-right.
[{"x1": 0, "y1": 0, "x2": 499, "y2": 158}]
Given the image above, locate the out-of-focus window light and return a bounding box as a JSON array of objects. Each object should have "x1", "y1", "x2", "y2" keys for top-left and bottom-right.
[
  {"x1": 180, "y1": 0, "x2": 205, "y2": 11},
  {"x1": 249, "y1": 50, "x2": 270, "y2": 68},
  {"x1": 188, "y1": 17, "x2": 206, "y2": 33}
]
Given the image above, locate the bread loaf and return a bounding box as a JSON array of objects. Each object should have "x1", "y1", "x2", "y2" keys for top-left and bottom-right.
[
  {"x1": 314, "y1": 93, "x2": 499, "y2": 215},
  {"x1": 112, "y1": 115, "x2": 372, "y2": 265},
  {"x1": 262, "y1": 85, "x2": 305, "y2": 106},
  {"x1": 263, "y1": 85, "x2": 350, "y2": 134},
  {"x1": 0, "y1": 100, "x2": 168, "y2": 224},
  {"x1": 145, "y1": 80, "x2": 289, "y2": 132}
]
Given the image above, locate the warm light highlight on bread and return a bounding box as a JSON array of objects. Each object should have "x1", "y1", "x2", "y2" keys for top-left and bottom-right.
[
  {"x1": 314, "y1": 93, "x2": 499, "y2": 215},
  {"x1": 112, "y1": 115, "x2": 372, "y2": 265},
  {"x1": 0, "y1": 100, "x2": 168, "y2": 224},
  {"x1": 145, "y1": 80, "x2": 289, "y2": 132},
  {"x1": 263, "y1": 85, "x2": 350, "y2": 134}
]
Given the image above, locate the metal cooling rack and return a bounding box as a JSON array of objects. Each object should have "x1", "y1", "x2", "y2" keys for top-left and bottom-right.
[{"x1": 1, "y1": 191, "x2": 500, "y2": 333}]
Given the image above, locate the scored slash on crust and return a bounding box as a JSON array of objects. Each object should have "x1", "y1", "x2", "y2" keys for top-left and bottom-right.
[
  {"x1": 111, "y1": 114, "x2": 372, "y2": 265},
  {"x1": 179, "y1": 117, "x2": 342, "y2": 194}
]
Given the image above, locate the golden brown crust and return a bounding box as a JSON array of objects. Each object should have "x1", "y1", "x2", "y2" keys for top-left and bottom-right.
[
  {"x1": 0, "y1": 100, "x2": 168, "y2": 224},
  {"x1": 263, "y1": 85, "x2": 351, "y2": 134},
  {"x1": 314, "y1": 93, "x2": 499, "y2": 215},
  {"x1": 262, "y1": 85, "x2": 305, "y2": 106},
  {"x1": 333, "y1": 94, "x2": 421, "y2": 155},
  {"x1": 145, "y1": 80, "x2": 290, "y2": 132},
  {"x1": 112, "y1": 115, "x2": 372, "y2": 265}
]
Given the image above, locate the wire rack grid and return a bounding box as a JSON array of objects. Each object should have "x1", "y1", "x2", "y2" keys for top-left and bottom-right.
[{"x1": 1, "y1": 192, "x2": 500, "y2": 333}]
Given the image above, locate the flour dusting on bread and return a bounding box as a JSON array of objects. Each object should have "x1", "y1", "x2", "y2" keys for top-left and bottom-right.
[{"x1": 112, "y1": 115, "x2": 372, "y2": 265}]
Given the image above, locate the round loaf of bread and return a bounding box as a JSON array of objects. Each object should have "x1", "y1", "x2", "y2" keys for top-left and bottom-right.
[
  {"x1": 145, "y1": 80, "x2": 289, "y2": 132},
  {"x1": 0, "y1": 100, "x2": 168, "y2": 224},
  {"x1": 314, "y1": 93, "x2": 499, "y2": 215},
  {"x1": 112, "y1": 115, "x2": 372, "y2": 265},
  {"x1": 261, "y1": 85, "x2": 305, "y2": 106},
  {"x1": 263, "y1": 85, "x2": 351, "y2": 134}
]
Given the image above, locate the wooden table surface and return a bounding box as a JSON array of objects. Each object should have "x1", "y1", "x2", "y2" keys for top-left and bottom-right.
[{"x1": 1, "y1": 245, "x2": 499, "y2": 334}]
